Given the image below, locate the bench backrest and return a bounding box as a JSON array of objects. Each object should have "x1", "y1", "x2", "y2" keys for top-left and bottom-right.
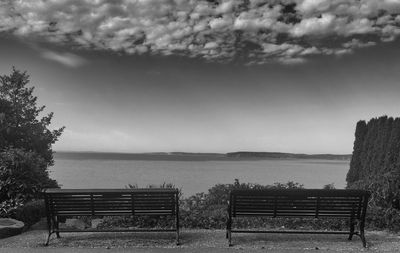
[
  {"x1": 230, "y1": 189, "x2": 370, "y2": 219},
  {"x1": 44, "y1": 188, "x2": 179, "y2": 216}
]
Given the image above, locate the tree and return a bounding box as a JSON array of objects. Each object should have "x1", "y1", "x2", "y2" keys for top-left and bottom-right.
[
  {"x1": 384, "y1": 118, "x2": 400, "y2": 173},
  {"x1": 0, "y1": 67, "x2": 64, "y2": 165},
  {"x1": 346, "y1": 120, "x2": 367, "y2": 184},
  {"x1": 347, "y1": 116, "x2": 400, "y2": 231},
  {"x1": 0, "y1": 67, "x2": 64, "y2": 202}
]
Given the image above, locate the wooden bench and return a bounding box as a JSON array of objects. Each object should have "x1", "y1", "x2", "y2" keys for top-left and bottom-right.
[
  {"x1": 43, "y1": 188, "x2": 180, "y2": 245},
  {"x1": 227, "y1": 189, "x2": 370, "y2": 247}
]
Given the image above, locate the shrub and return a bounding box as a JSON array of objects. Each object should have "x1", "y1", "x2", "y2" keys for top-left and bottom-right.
[
  {"x1": 71, "y1": 180, "x2": 375, "y2": 232},
  {"x1": 13, "y1": 200, "x2": 46, "y2": 227},
  {"x1": 349, "y1": 175, "x2": 400, "y2": 232},
  {"x1": 178, "y1": 180, "x2": 351, "y2": 230},
  {"x1": 179, "y1": 179, "x2": 309, "y2": 229},
  {"x1": 99, "y1": 215, "x2": 175, "y2": 230},
  {"x1": 323, "y1": 183, "x2": 335, "y2": 189},
  {"x1": 0, "y1": 148, "x2": 58, "y2": 202},
  {"x1": 98, "y1": 183, "x2": 180, "y2": 229}
]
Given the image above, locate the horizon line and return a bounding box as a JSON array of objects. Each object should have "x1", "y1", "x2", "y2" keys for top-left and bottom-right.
[{"x1": 54, "y1": 150, "x2": 352, "y2": 156}]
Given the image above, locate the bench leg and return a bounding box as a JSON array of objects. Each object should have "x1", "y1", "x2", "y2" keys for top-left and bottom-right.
[
  {"x1": 45, "y1": 220, "x2": 56, "y2": 246},
  {"x1": 228, "y1": 230, "x2": 232, "y2": 247},
  {"x1": 226, "y1": 218, "x2": 229, "y2": 239},
  {"x1": 175, "y1": 205, "x2": 180, "y2": 246},
  {"x1": 176, "y1": 230, "x2": 180, "y2": 246},
  {"x1": 51, "y1": 216, "x2": 61, "y2": 238},
  {"x1": 348, "y1": 220, "x2": 355, "y2": 240},
  {"x1": 45, "y1": 231, "x2": 54, "y2": 246},
  {"x1": 227, "y1": 215, "x2": 232, "y2": 246},
  {"x1": 175, "y1": 217, "x2": 180, "y2": 247},
  {"x1": 360, "y1": 231, "x2": 366, "y2": 247},
  {"x1": 359, "y1": 221, "x2": 367, "y2": 247},
  {"x1": 55, "y1": 217, "x2": 61, "y2": 238},
  {"x1": 45, "y1": 214, "x2": 55, "y2": 246}
]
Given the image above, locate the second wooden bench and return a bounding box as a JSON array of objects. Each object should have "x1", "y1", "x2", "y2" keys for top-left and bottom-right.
[
  {"x1": 227, "y1": 189, "x2": 370, "y2": 247},
  {"x1": 43, "y1": 188, "x2": 180, "y2": 245}
]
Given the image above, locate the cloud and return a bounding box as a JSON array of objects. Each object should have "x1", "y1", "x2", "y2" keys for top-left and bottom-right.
[
  {"x1": 342, "y1": 38, "x2": 376, "y2": 49},
  {"x1": 1, "y1": 0, "x2": 400, "y2": 64},
  {"x1": 41, "y1": 50, "x2": 87, "y2": 68}
]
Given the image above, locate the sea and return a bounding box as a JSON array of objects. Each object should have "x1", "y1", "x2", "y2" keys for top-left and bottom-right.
[{"x1": 51, "y1": 152, "x2": 350, "y2": 197}]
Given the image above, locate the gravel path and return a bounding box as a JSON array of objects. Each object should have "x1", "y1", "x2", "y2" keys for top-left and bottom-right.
[{"x1": 0, "y1": 224, "x2": 399, "y2": 252}]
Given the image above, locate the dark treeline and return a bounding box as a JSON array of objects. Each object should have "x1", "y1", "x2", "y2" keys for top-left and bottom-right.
[
  {"x1": 346, "y1": 116, "x2": 400, "y2": 231},
  {"x1": 347, "y1": 116, "x2": 400, "y2": 184}
]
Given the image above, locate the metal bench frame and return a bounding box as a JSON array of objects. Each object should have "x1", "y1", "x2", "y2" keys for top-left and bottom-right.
[
  {"x1": 43, "y1": 188, "x2": 180, "y2": 245},
  {"x1": 226, "y1": 189, "x2": 370, "y2": 247}
]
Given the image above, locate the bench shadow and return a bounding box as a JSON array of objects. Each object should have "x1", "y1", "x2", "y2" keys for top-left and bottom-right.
[
  {"x1": 44, "y1": 232, "x2": 179, "y2": 248},
  {"x1": 231, "y1": 233, "x2": 364, "y2": 247},
  {"x1": 37, "y1": 230, "x2": 397, "y2": 249}
]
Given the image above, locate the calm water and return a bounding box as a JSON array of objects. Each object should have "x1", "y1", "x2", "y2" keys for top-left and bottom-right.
[{"x1": 51, "y1": 155, "x2": 350, "y2": 197}]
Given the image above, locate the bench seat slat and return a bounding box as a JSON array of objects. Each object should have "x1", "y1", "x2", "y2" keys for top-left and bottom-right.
[
  {"x1": 235, "y1": 195, "x2": 360, "y2": 201},
  {"x1": 235, "y1": 204, "x2": 359, "y2": 209},
  {"x1": 52, "y1": 196, "x2": 175, "y2": 200},
  {"x1": 234, "y1": 213, "x2": 353, "y2": 217},
  {"x1": 234, "y1": 209, "x2": 356, "y2": 214},
  {"x1": 235, "y1": 200, "x2": 361, "y2": 204},
  {"x1": 55, "y1": 211, "x2": 174, "y2": 216}
]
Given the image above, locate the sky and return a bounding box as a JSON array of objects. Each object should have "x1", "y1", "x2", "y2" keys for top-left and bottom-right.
[{"x1": 1, "y1": 0, "x2": 400, "y2": 154}]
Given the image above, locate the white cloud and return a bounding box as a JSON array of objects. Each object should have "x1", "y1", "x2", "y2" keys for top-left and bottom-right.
[
  {"x1": 290, "y1": 13, "x2": 336, "y2": 36},
  {"x1": 41, "y1": 50, "x2": 87, "y2": 68},
  {"x1": 342, "y1": 38, "x2": 376, "y2": 49},
  {"x1": 279, "y1": 57, "x2": 307, "y2": 64},
  {"x1": 215, "y1": 0, "x2": 236, "y2": 14},
  {"x1": 209, "y1": 17, "x2": 233, "y2": 30},
  {"x1": 296, "y1": 0, "x2": 333, "y2": 15},
  {"x1": 204, "y1": 41, "x2": 219, "y2": 49},
  {"x1": 1, "y1": 0, "x2": 400, "y2": 64}
]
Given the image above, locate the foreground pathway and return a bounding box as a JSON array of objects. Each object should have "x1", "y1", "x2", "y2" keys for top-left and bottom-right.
[{"x1": 0, "y1": 224, "x2": 399, "y2": 252}]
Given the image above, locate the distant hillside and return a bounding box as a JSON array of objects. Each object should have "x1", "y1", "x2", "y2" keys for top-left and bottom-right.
[
  {"x1": 55, "y1": 151, "x2": 351, "y2": 161},
  {"x1": 226, "y1": 152, "x2": 351, "y2": 160},
  {"x1": 168, "y1": 152, "x2": 224, "y2": 156},
  {"x1": 54, "y1": 151, "x2": 226, "y2": 161}
]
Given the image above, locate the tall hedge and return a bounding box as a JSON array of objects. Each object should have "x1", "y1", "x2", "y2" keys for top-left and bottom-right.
[{"x1": 347, "y1": 116, "x2": 400, "y2": 231}]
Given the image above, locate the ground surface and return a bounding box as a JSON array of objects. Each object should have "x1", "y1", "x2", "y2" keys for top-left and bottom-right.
[{"x1": 0, "y1": 220, "x2": 399, "y2": 252}]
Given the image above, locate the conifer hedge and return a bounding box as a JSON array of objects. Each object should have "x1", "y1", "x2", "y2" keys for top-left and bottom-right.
[{"x1": 347, "y1": 116, "x2": 400, "y2": 231}]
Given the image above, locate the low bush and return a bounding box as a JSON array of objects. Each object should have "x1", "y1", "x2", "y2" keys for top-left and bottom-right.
[
  {"x1": 179, "y1": 180, "x2": 346, "y2": 230},
  {"x1": 0, "y1": 148, "x2": 58, "y2": 202},
  {"x1": 49, "y1": 179, "x2": 395, "y2": 232},
  {"x1": 98, "y1": 182, "x2": 180, "y2": 229},
  {"x1": 348, "y1": 176, "x2": 400, "y2": 232},
  {"x1": 98, "y1": 179, "x2": 348, "y2": 231},
  {"x1": 0, "y1": 148, "x2": 58, "y2": 223},
  {"x1": 99, "y1": 215, "x2": 175, "y2": 229},
  {"x1": 12, "y1": 199, "x2": 46, "y2": 227}
]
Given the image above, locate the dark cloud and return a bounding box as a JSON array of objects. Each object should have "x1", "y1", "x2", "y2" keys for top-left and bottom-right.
[{"x1": 1, "y1": 0, "x2": 400, "y2": 64}]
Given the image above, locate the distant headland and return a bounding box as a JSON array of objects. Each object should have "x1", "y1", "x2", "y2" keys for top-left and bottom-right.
[
  {"x1": 226, "y1": 152, "x2": 351, "y2": 160},
  {"x1": 54, "y1": 151, "x2": 351, "y2": 161}
]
